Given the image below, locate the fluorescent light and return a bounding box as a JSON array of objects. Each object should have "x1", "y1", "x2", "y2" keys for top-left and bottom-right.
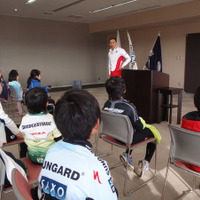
[
  {"x1": 89, "y1": 0, "x2": 137, "y2": 14},
  {"x1": 26, "y1": 0, "x2": 37, "y2": 4}
]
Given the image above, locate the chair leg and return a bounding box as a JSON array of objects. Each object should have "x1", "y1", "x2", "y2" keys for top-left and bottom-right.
[
  {"x1": 95, "y1": 136, "x2": 113, "y2": 158},
  {"x1": 154, "y1": 142, "x2": 157, "y2": 175},
  {"x1": 161, "y1": 157, "x2": 170, "y2": 200},
  {"x1": 123, "y1": 146, "x2": 131, "y2": 195},
  {"x1": 123, "y1": 143, "x2": 157, "y2": 196},
  {"x1": 162, "y1": 162, "x2": 200, "y2": 200}
]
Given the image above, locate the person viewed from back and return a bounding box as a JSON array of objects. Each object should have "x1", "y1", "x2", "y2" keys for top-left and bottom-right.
[
  {"x1": 103, "y1": 76, "x2": 161, "y2": 177},
  {"x1": 0, "y1": 80, "x2": 23, "y2": 143},
  {"x1": 181, "y1": 86, "x2": 200, "y2": 172},
  {"x1": 19, "y1": 87, "x2": 62, "y2": 164},
  {"x1": 27, "y1": 69, "x2": 49, "y2": 93},
  {"x1": 8, "y1": 69, "x2": 23, "y2": 101},
  {"x1": 0, "y1": 70, "x2": 9, "y2": 101},
  {"x1": 34, "y1": 89, "x2": 118, "y2": 200},
  {"x1": 27, "y1": 69, "x2": 55, "y2": 113},
  {"x1": 8, "y1": 69, "x2": 24, "y2": 116}
]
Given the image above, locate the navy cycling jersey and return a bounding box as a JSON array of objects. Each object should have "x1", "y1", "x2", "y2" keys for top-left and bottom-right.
[{"x1": 103, "y1": 99, "x2": 144, "y2": 132}]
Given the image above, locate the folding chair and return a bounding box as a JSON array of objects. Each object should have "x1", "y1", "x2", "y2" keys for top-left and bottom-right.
[
  {"x1": 96, "y1": 110, "x2": 157, "y2": 196},
  {"x1": 21, "y1": 157, "x2": 42, "y2": 185},
  {"x1": 11, "y1": 168, "x2": 33, "y2": 200},
  {"x1": 161, "y1": 125, "x2": 200, "y2": 200}
]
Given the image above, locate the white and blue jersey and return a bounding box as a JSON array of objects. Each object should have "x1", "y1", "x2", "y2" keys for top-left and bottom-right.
[{"x1": 37, "y1": 140, "x2": 118, "y2": 200}]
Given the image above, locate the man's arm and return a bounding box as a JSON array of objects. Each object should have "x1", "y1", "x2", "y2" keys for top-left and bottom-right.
[
  {"x1": 0, "y1": 103, "x2": 21, "y2": 136},
  {"x1": 121, "y1": 49, "x2": 131, "y2": 68},
  {"x1": 108, "y1": 53, "x2": 111, "y2": 76}
]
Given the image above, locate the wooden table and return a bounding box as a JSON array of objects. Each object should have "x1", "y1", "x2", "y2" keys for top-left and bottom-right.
[{"x1": 157, "y1": 87, "x2": 183, "y2": 124}]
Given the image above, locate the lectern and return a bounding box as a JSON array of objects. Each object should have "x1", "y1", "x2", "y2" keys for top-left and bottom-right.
[{"x1": 122, "y1": 69, "x2": 169, "y2": 124}]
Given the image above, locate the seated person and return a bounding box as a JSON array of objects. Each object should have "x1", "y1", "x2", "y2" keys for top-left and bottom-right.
[
  {"x1": 8, "y1": 69, "x2": 24, "y2": 115},
  {"x1": 27, "y1": 69, "x2": 55, "y2": 113},
  {"x1": 0, "y1": 70, "x2": 9, "y2": 101},
  {"x1": 8, "y1": 69, "x2": 23, "y2": 101},
  {"x1": 27, "y1": 69, "x2": 49, "y2": 93},
  {"x1": 34, "y1": 89, "x2": 118, "y2": 200},
  {"x1": 0, "y1": 80, "x2": 23, "y2": 143},
  {"x1": 19, "y1": 87, "x2": 62, "y2": 164},
  {"x1": 181, "y1": 86, "x2": 200, "y2": 172},
  {"x1": 0, "y1": 148, "x2": 27, "y2": 187},
  {"x1": 103, "y1": 76, "x2": 161, "y2": 177}
]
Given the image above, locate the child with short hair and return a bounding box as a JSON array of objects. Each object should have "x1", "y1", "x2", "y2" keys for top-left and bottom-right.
[
  {"x1": 103, "y1": 76, "x2": 161, "y2": 177},
  {"x1": 35, "y1": 89, "x2": 118, "y2": 200},
  {"x1": 181, "y1": 86, "x2": 200, "y2": 172},
  {"x1": 19, "y1": 87, "x2": 62, "y2": 164}
]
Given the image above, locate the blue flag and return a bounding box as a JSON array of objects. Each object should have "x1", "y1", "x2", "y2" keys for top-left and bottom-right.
[{"x1": 146, "y1": 36, "x2": 162, "y2": 72}]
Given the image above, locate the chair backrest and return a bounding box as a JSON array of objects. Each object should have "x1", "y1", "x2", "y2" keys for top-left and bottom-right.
[
  {"x1": 169, "y1": 125, "x2": 200, "y2": 167},
  {"x1": 99, "y1": 110, "x2": 133, "y2": 145},
  {"x1": 11, "y1": 169, "x2": 33, "y2": 200}
]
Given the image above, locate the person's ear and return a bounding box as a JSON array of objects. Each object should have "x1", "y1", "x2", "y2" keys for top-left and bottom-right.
[
  {"x1": 90, "y1": 118, "x2": 100, "y2": 138},
  {"x1": 124, "y1": 89, "x2": 126, "y2": 94}
]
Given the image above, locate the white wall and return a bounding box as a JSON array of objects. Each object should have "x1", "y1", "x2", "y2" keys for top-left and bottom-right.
[
  {"x1": 107, "y1": 21, "x2": 200, "y2": 88},
  {"x1": 0, "y1": 15, "x2": 108, "y2": 88}
]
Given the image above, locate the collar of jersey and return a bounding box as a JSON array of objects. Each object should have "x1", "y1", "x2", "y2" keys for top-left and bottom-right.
[
  {"x1": 28, "y1": 111, "x2": 47, "y2": 116},
  {"x1": 110, "y1": 46, "x2": 118, "y2": 52},
  {"x1": 63, "y1": 139, "x2": 92, "y2": 150}
]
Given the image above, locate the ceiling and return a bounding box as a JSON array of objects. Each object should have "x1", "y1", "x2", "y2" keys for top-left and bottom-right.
[{"x1": 0, "y1": 0, "x2": 193, "y2": 24}]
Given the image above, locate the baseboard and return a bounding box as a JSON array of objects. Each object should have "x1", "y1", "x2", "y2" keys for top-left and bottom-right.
[{"x1": 50, "y1": 83, "x2": 105, "y2": 92}]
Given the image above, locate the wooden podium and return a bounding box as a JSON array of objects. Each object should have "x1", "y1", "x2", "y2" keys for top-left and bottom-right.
[{"x1": 122, "y1": 69, "x2": 169, "y2": 124}]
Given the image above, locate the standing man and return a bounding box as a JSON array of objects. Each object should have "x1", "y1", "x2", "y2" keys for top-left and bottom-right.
[{"x1": 108, "y1": 38, "x2": 131, "y2": 77}]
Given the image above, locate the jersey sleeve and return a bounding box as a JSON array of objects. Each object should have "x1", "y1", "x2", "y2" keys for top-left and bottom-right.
[
  {"x1": 127, "y1": 104, "x2": 144, "y2": 132},
  {"x1": 88, "y1": 157, "x2": 118, "y2": 200},
  {"x1": 121, "y1": 49, "x2": 131, "y2": 68},
  {"x1": 0, "y1": 103, "x2": 20, "y2": 136}
]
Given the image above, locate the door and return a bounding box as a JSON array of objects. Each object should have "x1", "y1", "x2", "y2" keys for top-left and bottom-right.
[{"x1": 185, "y1": 33, "x2": 200, "y2": 93}]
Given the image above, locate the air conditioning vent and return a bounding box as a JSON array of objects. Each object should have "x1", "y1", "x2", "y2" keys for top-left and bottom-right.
[
  {"x1": 53, "y1": 0, "x2": 86, "y2": 12},
  {"x1": 67, "y1": 14, "x2": 84, "y2": 19},
  {"x1": 43, "y1": 12, "x2": 52, "y2": 15},
  {"x1": 106, "y1": 4, "x2": 161, "y2": 19}
]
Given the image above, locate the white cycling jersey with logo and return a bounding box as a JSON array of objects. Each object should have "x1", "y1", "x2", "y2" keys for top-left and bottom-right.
[{"x1": 38, "y1": 140, "x2": 118, "y2": 200}]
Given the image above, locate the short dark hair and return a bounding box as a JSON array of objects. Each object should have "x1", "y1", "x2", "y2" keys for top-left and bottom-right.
[
  {"x1": 25, "y1": 87, "x2": 48, "y2": 114},
  {"x1": 8, "y1": 70, "x2": 19, "y2": 82},
  {"x1": 54, "y1": 89, "x2": 100, "y2": 141},
  {"x1": 194, "y1": 86, "x2": 200, "y2": 112},
  {"x1": 105, "y1": 76, "x2": 126, "y2": 100},
  {"x1": 109, "y1": 37, "x2": 117, "y2": 42}
]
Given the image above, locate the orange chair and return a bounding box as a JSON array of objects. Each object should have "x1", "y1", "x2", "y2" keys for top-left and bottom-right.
[
  {"x1": 11, "y1": 168, "x2": 33, "y2": 200},
  {"x1": 21, "y1": 157, "x2": 42, "y2": 184}
]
